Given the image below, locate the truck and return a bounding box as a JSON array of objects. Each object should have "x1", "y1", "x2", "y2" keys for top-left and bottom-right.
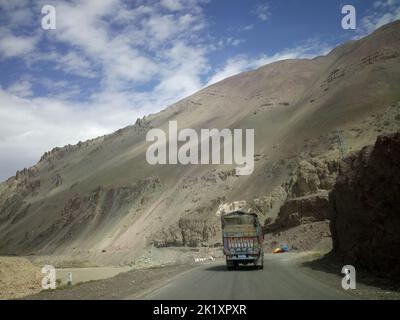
[{"x1": 221, "y1": 211, "x2": 264, "y2": 270}]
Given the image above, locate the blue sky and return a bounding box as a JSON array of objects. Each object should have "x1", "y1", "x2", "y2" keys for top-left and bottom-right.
[{"x1": 0, "y1": 0, "x2": 399, "y2": 180}]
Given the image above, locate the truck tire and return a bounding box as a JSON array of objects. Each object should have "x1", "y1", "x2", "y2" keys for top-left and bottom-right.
[
  {"x1": 226, "y1": 260, "x2": 235, "y2": 270},
  {"x1": 255, "y1": 256, "x2": 264, "y2": 270}
]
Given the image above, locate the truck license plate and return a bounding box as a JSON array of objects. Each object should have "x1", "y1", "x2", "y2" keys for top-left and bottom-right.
[{"x1": 238, "y1": 255, "x2": 247, "y2": 259}]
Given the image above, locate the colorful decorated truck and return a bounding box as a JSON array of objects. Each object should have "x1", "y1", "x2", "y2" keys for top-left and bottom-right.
[{"x1": 221, "y1": 211, "x2": 264, "y2": 270}]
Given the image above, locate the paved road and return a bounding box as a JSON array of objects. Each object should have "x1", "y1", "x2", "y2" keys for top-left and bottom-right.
[{"x1": 136, "y1": 254, "x2": 354, "y2": 300}]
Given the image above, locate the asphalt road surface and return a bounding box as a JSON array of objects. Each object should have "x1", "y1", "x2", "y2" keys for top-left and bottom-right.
[{"x1": 135, "y1": 253, "x2": 354, "y2": 300}]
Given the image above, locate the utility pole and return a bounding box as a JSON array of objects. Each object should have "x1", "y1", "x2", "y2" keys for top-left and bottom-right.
[{"x1": 336, "y1": 129, "x2": 347, "y2": 159}]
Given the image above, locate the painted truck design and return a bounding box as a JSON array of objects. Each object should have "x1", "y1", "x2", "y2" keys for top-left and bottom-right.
[{"x1": 221, "y1": 211, "x2": 264, "y2": 270}]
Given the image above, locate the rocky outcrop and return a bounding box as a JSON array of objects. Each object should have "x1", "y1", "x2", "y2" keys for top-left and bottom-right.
[
  {"x1": 248, "y1": 187, "x2": 288, "y2": 219},
  {"x1": 133, "y1": 117, "x2": 150, "y2": 132},
  {"x1": 152, "y1": 198, "x2": 225, "y2": 248},
  {"x1": 263, "y1": 154, "x2": 338, "y2": 232},
  {"x1": 178, "y1": 215, "x2": 221, "y2": 247},
  {"x1": 330, "y1": 133, "x2": 400, "y2": 279},
  {"x1": 265, "y1": 221, "x2": 331, "y2": 252},
  {"x1": 215, "y1": 186, "x2": 288, "y2": 227},
  {"x1": 262, "y1": 155, "x2": 339, "y2": 252},
  {"x1": 272, "y1": 192, "x2": 330, "y2": 230},
  {"x1": 286, "y1": 157, "x2": 339, "y2": 198}
]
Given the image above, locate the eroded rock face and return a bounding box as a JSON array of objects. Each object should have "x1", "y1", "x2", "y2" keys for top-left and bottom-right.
[
  {"x1": 0, "y1": 176, "x2": 163, "y2": 254},
  {"x1": 152, "y1": 197, "x2": 226, "y2": 248},
  {"x1": 273, "y1": 192, "x2": 330, "y2": 230},
  {"x1": 330, "y1": 133, "x2": 400, "y2": 279},
  {"x1": 152, "y1": 217, "x2": 221, "y2": 248},
  {"x1": 286, "y1": 157, "x2": 339, "y2": 198}
]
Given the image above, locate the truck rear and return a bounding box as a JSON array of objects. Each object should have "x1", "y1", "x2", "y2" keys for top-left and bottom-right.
[{"x1": 221, "y1": 211, "x2": 264, "y2": 270}]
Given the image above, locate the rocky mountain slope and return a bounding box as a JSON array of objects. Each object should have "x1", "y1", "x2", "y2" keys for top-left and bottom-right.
[{"x1": 1, "y1": 21, "x2": 400, "y2": 266}]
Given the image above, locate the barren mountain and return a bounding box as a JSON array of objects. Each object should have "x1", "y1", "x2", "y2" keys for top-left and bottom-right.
[{"x1": 1, "y1": 21, "x2": 400, "y2": 266}]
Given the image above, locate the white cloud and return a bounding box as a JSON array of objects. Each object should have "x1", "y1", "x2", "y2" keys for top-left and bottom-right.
[
  {"x1": 0, "y1": 0, "x2": 211, "y2": 180},
  {"x1": 0, "y1": 87, "x2": 144, "y2": 181},
  {"x1": 6, "y1": 79, "x2": 33, "y2": 98},
  {"x1": 56, "y1": 52, "x2": 97, "y2": 79},
  {"x1": 0, "y1": 0, "x2": 36, "y2": 28},
  {"x1": 154, "y1": 41, "x2": 209, "y2": 102},
  {"x1": 161, "y1": 0, "x2": 184, "y2": 11},
  {"x1": 358, "y1": 0, "x2": 400, "y2": 35},
  {"x1": 216, "y1": 37, "x2": 245, "y2": 50},
  {"x1": 41, "y1": 0, "x2": 207, "y2": 91},
  {"x1": 253, "y1": 3, "x2": 270, "y2": 21},
  {"x1": 0, "y1": 29, "x2": 38, "y2": 58}
]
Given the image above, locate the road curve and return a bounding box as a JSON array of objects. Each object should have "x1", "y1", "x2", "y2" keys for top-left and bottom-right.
[{"x1": 135, "y1": 253, "x2": 354, "y2": 300}]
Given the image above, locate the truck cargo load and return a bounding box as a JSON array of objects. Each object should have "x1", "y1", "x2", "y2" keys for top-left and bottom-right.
[{"x1": 221, "y1": 211, "x2": 264, "y2": 270}]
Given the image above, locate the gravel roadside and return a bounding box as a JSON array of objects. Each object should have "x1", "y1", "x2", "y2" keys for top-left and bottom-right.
[{"x1": 23, "y1": 264, "x2": 195, "y2": 300}]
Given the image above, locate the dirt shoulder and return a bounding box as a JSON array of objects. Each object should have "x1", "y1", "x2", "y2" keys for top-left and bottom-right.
[{"x1": 23, "y1": 263, "x2": 195, "y2": 300}]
